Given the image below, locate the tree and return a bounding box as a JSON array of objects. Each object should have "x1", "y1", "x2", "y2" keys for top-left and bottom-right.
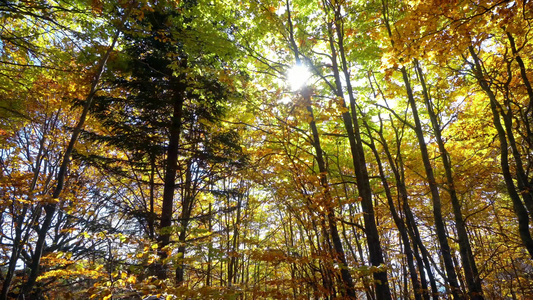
[{"x1": 2, "y1": 0, "x2": 533, "y2": 298}]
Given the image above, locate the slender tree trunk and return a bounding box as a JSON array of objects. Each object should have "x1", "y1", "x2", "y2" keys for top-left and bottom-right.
[
  {"x1": 303, "y1": 92, "x2": 356, "y2": 298},
  {"x1": 365, "y1": 121, "x2": 425, "y2": 300},
  {"x1": 414, "y1": 60, "x2": 484, "y2": 299},
  {"x1": 378, "y1": 114, "x2": 440, "y2": 300},
  {"x1": 17, "y1": 7, "x2": 132, "y2": 297},
  {"x1": 228, "y1": 190, "x2": 242, "y2": 286},
  {"x1": 506, "y1": 32, "x2": 533, "y2": 116},
  {"x1": 148, "y1": 155, "x2": 156, "y2": 239},
  {"x1": 379, "y1": 1, "x2": 462, "y2": 294},
  {"x1": 379, "y1": 1, "x2": 462, "y2": 295},
  {"x1": 285, "y1": 1, "x2": 356, "y2": 296},
  {"x1": 158, "y1": 68, "x2": 186, "y2": 279},
  {"x1": 506, "y1": 33, "x2": 533, "y2": 170},
  {"x1": 322, "y1": 5, "x2": 392, "y2": 297},
  {"x1": 206, "y1": 202, "x2": 212, "y2": 286},
  {"x1": 469, "y1": 46, "x2": 533, "y2": 258},
  {"x1": 1, "y1": 117, "x2": 50, "y2": 300},
  {"x1": 176, "y1": 160, "x2": 194, "y2": 284},
  {"x1": 401, "y1": 65, "x2": 463, "y2": 299},
  {"x1": 2, "y1": 208, "x2": 27, "y2": 300}
]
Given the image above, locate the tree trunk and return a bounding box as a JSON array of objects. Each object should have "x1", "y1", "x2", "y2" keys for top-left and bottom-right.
[
  {"x1": 469, "y1": 46, "x2": 533, "y2": 258},
  {"x1": 414, "y1": 60, "x2": 484, "y2": 299},
  {"x1": 506, "y1": 32, "x2": 533, "y2": 116},
  {"x1": 285, "y1": 1, "x2": 356, "y2": 296},
  {"x1": 206, "y1": 202, "x2": 212, "y2": 286},
  {"x1": 323, "y1": 6, "x2": 392, "y2": 297},
  {"x1": 365, "y1": 122, "x2": 425, "y2": 300},
  {"x1": 158, "y1": 69, "x2": 185, "y2": 279},
  {"x1": 1, "y1": 118, "x2": 49, "y2": 300},
  {"x1": 303, "y1": 93, "x2": 356, "y2": 298},
  {"x1": 401, "y1": 65, "x2": 463, "y2": 299},
  {"x1": 176, "y1": 159, "x2": 194, "y2": 284},
  {"x1": 377, "y1": 113, "x2": 440, "y2": 300},
  {"x1": 16, "y1": 8, "x2": 131, "y2": 296}
]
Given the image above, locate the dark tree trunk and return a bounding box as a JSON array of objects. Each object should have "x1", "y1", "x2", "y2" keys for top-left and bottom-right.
[
  {"x1": 400, "y1": 65, "x2": 463, "y2": 299},
  {"x1": 377, "y1": 116, "x2": 439, "y2": 300},
  {"x1": 364, "y1": 121, "x2": 425, "y2": 300},
  {"x1": 379, "y1": 1, "x2": 462, "y2": 295},
  {"x1": 285, "y1": 1, "x2": 356, "y2": 296},
  {"x1": 16, "y1": 10, "x2": 131, "y2": 296},
  {"x1": 323, "y1": 6, "x2": 392, "y2": 297},
  {"x1": 158, "y1": 71, "x2": 185, "y2": 279},
  {"x1": 469, "y1": 46, "x2": 533, "y2": 259},
  {"x1": 414, "y1": 60, "x2": 484, "y2": 299}
]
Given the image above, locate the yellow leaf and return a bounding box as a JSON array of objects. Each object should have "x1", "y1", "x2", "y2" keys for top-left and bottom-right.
[{"x1": 126, "y1": 275, "x2": 137, "y2": 284}]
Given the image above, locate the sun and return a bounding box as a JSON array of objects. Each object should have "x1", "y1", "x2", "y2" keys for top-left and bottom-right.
[{"x1": 287, "y1": 64, "x2": 312, "y2": 91}]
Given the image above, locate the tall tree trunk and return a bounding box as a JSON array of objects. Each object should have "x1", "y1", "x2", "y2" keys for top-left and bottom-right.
[
  {"x1": 285, "y1": 1, "x2": 356, "y2": 296},
  {"x1": 297, "y1": 88, "x2": 356, "y2": 298},
  {"x1": 176, "y1": 159, "x2": 195, "y2": 284},
  {"x1": 17, "y1": 7, "x2": 132, "y2": 297},
  {"x1": 376, "y1": 115, "x2": 439, "y2": 300},
  {"x1": 206, "y1": 202, "x2": 212, "y2": 286},
  {"x1": 364, "y1": 120, "x2": 426, "y2": 300},
  {"x1": 228, "y1": 188, "x2": 242, "y2": 286},
  {"x1": 401, "y1": 65, "x2": 463, "y2": 299},
  {"x1": 506, "y1": 32, "x2": 533, "y2": 116},
  {"x1": 379, "y1": 1, "x2": 462, "y2": 297},
  {"x1": 1, "y1": 115, "x2": 51, "y2": 300},
  {"x1": 148, "y1": 155, "x2": 156, "y2": 239},
  {"x1": 158, "y1": 67, "x2": 186, "y2": 279},
  {"x1": 468, "y1": 45, "x2": 533, "y2": 258},
  {"x1": 497, "y1": 55, "x2": 533, "y2": 220},
  {"x1": 321, "y1": 3, "x2": 392, "y2": 297},
  {"x1": 414, "y1": 60, "x2": 484, "y2": 299}
]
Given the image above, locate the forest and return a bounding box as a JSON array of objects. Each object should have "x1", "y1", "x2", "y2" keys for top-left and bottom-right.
[{"x1": 1, "y1": 0, "x2": 533, "y2": 299}]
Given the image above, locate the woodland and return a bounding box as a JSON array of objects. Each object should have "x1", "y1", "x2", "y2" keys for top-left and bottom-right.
[{"x1": 1, "y1": 0, "x2": 533, "y2": 299}]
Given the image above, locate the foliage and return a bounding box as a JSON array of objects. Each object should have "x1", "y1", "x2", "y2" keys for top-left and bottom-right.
[{"x1": 1, "y1": 0, "x2": 533, "y2": 299}]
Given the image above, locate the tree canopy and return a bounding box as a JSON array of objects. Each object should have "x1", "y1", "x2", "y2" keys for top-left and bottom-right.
[{"x1": 1, "y1": 0, "x2": 533, "y2": 299}]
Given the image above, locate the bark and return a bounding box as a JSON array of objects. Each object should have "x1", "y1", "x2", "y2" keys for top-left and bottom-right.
[
  {"x1": 148, "y1": 155, "x2": 156, "y2": 239},
  {"x1": 175, "y1": 160, "x2": 193, "y2": 284},
  {"x1": 365, "y1": 121, "x2": 426, "y2": 300},
  {"x1": 1, "y1": 116, "x2": 51, "y2": 300},
  {"x1": 400, "y1": 65, "x2": 463, "y2": 299},
  {"x1": 497, "y1": 59, "x2": 533, "y2": 220},
  {"x1": 305, "y1": 100, "x2": 356, "y2": 298},
  {"x1": 469, "y1": 46, "x2": 533, "y2": 259},
  {"x1": 16, "y1": 7, "x2": 132, "y2": 297},
  {"x1": 158, "y1": 68, "x2": 186, "y2": 279},
  {"x1": 377, "y1": 2, "x2": 462, "y2": 295},
  {"x1": 286, "y1": 1, "x2": 356, "y2": 296},
  {"x1": 414, "y1": 60, "x2": 484, "y2": 299},
  {"x1": 378, "y1": 117, "x2": 440, "y2": 300},
  {"x1": 506, "y1": 32, "x2": 533, "y2": 115},
  {"x1": 322, "y1": 4, "x2": 392, "y2": 297},
  {"x1": 228, "y1": 189, "x2": 243, "y2": 286},
  {"x1": 206, "y1": 202, "x2": 212, "y2": 286}
]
